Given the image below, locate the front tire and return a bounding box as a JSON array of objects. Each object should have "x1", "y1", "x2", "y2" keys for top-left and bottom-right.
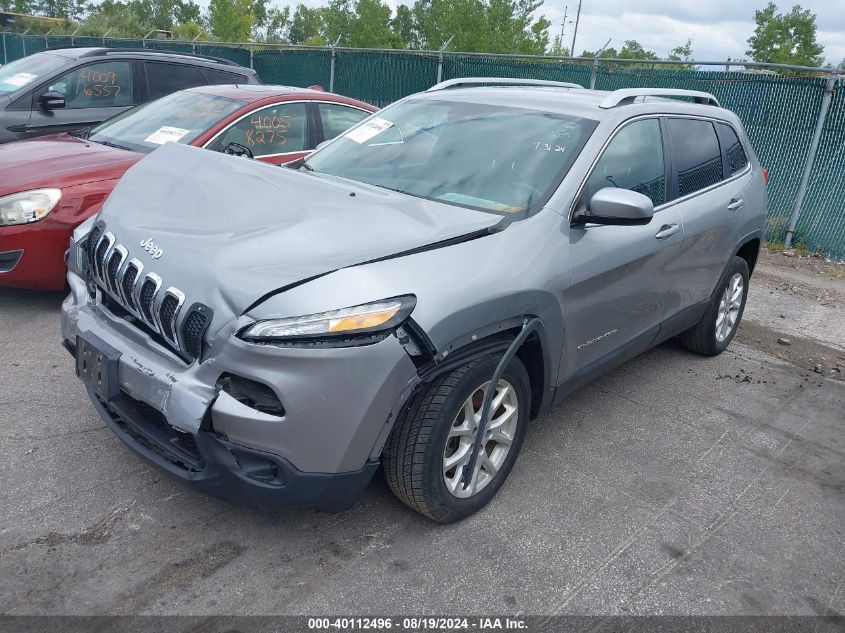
[
  {"x1": 679, "y1": 256, "x2": 749, "y2": 356},
  {"x1": 383, "y1": 355, "x2": 530, "y2": 523}
]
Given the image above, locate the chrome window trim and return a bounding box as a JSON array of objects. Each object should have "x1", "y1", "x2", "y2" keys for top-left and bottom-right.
[
  {"x1": 202, "y1": 99, "x2": 372, "y2": 159},
  {"x1": 568, "y1": 114, "x2": 753, "y2": 221}
]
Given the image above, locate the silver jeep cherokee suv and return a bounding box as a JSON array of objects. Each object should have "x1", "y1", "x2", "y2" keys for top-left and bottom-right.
[{"x1": 62, "y1": 78, "x2": 766, "y2": 522}]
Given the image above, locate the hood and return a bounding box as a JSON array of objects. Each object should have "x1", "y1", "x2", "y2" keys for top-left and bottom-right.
[
  {"x1": 98, "y1": 142, "x2": 502, "y2": 323},
  {"x1": 0, "y1": 135, "x2": 140, "y2": 196}
]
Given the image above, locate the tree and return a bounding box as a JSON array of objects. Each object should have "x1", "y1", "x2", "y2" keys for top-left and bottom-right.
[
  {"x1": 288, "y1": 4, "x2": 324, "y2": 44},
  {"x1": 34, "y1": 0, "x2": 86, "y2": 20},
  {"x1": 391, "y1": 5, "x2": 418, "y2": 48},
  {"x1": 409, "y1": 0, "x2": 550, "y2": 54},
  {"x1": 348, "y1": 0, "x2": 402, "y2": 48},
  {"x1": 206, "y1": 0, "x2": 254, "y2": 41},
  {"x1": 746, "y1": 2, "x2": 824, "y2": 67},
  {"x1": 321, "y1": 0, "x2": 352, "y2": 44}
]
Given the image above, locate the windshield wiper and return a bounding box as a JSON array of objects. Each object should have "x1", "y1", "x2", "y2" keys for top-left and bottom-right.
[
  {"x1": 90, "y1": 138, "x2": 132, "y2": 151},
  {"x1": 285, "y1": 157, "x2": 314, "y2": 171}
]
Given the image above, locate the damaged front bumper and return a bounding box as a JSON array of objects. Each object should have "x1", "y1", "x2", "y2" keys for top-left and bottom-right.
[{"x1": 61, "y1": 272, "x2": 421, "y2": 512}]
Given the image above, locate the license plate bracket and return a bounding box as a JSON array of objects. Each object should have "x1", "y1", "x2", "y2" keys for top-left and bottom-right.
[{"x1": 76, "y1": 333, "x2": 121, "y2": 402}]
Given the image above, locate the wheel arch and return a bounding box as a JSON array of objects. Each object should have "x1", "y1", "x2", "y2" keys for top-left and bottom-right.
[{"x1": 417, "y1": 315, "x2": 553, "y2": 420}]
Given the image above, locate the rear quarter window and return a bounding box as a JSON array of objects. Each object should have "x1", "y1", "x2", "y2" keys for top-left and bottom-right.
[
  {"x1": 203, "y1": 68, "x2": 251, "y2": 85},
  {"x1": 716, "y1": 122, "x2": 749, "y2": 176}
]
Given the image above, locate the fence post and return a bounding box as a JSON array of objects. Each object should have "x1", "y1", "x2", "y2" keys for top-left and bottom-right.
[
  {"x1": 329, "y1": 35, "x2": 341, "y2": 93},
  {"x1": 102, "y1": 29, "x2": 111, "y2": 47},
  {"x1": 249, "y1": 42, "x2": 254, "y2": 69},
  {"x1": 784, "y1": 74, "x2": 838, "y2": 250},
  {"x1": 143, "y1": 30, "x2": 155, "y2": 48},
  {"x1": 589, "y1": 38, "x2": 611, "y2": 89},
  {"x1": 436, "y1": 36, "x2": 454, "y2": 84},
  {"x1": 2, "y1": 31, "x2": 6, "y2": 65},
  {"x1": 70, "y1": 26, "x2": 80, "y2": 46},
  {"x1": 192, "y1": 34, "x2": 200, "y2": 55}
]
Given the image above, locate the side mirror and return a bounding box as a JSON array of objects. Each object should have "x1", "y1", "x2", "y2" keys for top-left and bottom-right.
[
  {"x1": 583, "y1": 187, "x2": 654, "y2": 225},
  {"x1": 222, "y1": 141, "x2": 253, "y2": 159},
  {"x1": 39, "y1": 91, "x2": 66, "y2": 110}
]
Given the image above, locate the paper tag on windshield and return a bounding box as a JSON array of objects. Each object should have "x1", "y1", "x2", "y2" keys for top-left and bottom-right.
[
  {"x1": 144, "y1": 126, "x2": 191, "y2": 145},
  {"x1": 3, "y1": 72, "x2": 37, "y2": 88},
  {"x1": 345, "y1": 117, "x2": 394, "y2": 144}
]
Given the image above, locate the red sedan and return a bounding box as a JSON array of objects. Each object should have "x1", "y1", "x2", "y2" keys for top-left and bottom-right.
[{"x1": 0, "y1": 84, "x2": 376, "y2": 290}]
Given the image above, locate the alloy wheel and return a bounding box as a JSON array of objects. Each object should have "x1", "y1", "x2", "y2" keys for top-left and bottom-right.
[
  {"x1": 442, "y1": 379, "x2": 519, "y2": 498},
  {"x1": 715, "y1": 272, "x2": 744, "y2": 342}
]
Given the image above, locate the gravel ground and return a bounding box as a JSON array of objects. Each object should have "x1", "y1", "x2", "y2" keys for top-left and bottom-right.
[{"x1": 0, "y1": 256, "x2": 843, "y2": 618}]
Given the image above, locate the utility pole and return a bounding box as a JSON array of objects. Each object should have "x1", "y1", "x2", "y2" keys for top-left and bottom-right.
[
  {"x1": 558, "y1": 6, "x2": 568, "y2": 54},
  {"x1": 570, "y1": 0, "x2": 582, "y2": 57}
]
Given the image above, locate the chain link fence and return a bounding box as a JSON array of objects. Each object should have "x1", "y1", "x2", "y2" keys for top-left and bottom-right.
[{"x1": 1, "y1": 32, "x2": 843, "y2": 257}]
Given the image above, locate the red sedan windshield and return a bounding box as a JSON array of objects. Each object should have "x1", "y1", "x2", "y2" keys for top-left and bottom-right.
[{"x1": 87, "y1": 91, "x2": 242, "y2": 153}]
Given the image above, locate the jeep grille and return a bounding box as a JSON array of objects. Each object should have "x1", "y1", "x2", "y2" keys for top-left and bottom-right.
[{"x1": 87, "y1": 222, "x2": 209, "y2": 361}]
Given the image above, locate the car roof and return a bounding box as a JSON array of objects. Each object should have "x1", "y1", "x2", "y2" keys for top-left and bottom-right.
[
  {"x1": 186, "y1": 83, "x2": 376, "y2": 108},
  {"x1": 42, "y1": 46, "x2": 253, "y2": 71},
  {"x1": 411, "y1": 85, "x2": 735, "y2": 123}
]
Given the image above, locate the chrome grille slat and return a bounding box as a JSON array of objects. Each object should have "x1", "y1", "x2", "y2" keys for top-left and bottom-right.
[
  {"x1": 87, "y1": 224, "x2": 194, "y2": 358},
  {"x1": 119, "y1": 258, "x2": 143, "y2": 310},
  {"x1": 106, "y1": 245, "x2": 128, "y2": 296}
]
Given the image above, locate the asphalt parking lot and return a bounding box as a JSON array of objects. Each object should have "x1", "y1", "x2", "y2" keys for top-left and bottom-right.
[{"x1": 1, "y1": 256, "x2": 844, "y2": 618}]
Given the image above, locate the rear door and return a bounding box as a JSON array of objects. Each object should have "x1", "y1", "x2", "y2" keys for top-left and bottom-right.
[
  {"x1": 24, "y1": 60, "x2": 139, "y2": 138},
  {"x1": 563, "y1": 117, "x2": 684, "y2": 380},
  {"x1": 664, "y1": 117, "x2": 752, "y2": 311},
  {"x1": 143, "y1": 62, "x2": 204, "y2": 101},
  {"x1": 315, "y1": 102, "x2": 372, "y2": 144}
]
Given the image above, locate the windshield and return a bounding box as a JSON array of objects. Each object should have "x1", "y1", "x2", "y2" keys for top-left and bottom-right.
[
  {"x1": 304, "y1": 98, "x2": 596, "y2": 215},
  {"x1": 0, "y1": 52, "x2": 69, "y2": 96},
  {"x1": 87, "y1": 91, "x2": 243, "y2": 153}
]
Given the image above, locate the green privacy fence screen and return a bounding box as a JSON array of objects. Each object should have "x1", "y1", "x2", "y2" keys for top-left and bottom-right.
[{"x1": 2, "y1": 32, "x2": 843, "y2": 257}]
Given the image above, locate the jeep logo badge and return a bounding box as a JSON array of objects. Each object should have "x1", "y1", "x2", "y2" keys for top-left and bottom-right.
[{"x1": 140, "y1": 237, "x2": 163, "y2": 260}]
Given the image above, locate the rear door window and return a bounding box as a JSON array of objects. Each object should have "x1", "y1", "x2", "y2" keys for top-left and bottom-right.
[
  {"x1": 47, "y1": 61, "x2": 134, "y2": 109},
  {"x1": 666, "y1": 118, "x2": 724, "y2": 198},
  {"x1": 585, "y1": 118, "x2": 666, "y2": 208},
  {"x1": 318, "y1": 103, "x2": 370, "y2": 141},
  {"x1": 716, "y1": 123, "x2": 749, "y2": 176},
  {"x1": 145, "y1": 62, "x2": 203, "y2": 100}
]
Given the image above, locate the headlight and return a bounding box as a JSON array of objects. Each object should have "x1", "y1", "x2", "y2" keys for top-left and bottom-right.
[
  {"x1": 0, "y1": 189, "x2": 61, "y2": 226},
  {"x1": 240, "y1": 296, "x2": 416, "y2": 342}
]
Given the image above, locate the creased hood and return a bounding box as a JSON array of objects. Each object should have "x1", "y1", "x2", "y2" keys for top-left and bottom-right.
[
  {"x1": 0, "y1": 135, "x2": 139, "y2": 195},
  {"x1": 99, "y1": 142, "x2": 501, "y2": 323}
]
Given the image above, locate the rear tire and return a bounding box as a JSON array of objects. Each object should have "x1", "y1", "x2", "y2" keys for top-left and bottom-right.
[
  {"x1": 383, "y1": 355, "x2": 530, "y2": 523},
  {"x1": 679, "y1": 256, "x2": 749, "y2": 356}
]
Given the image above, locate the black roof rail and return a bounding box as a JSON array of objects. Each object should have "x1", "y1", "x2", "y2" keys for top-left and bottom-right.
[
  {"x1": 81, "y1": 47, "x2": 244, "y2": 67},
  {"x1": 41, "y1": 45, "x2": 243, "y2": 67}
]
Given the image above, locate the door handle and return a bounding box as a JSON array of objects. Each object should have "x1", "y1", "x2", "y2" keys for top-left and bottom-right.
[
  {"x1": 655, "y1": 223, "x2": 680, "y2": 239},
  {"x1": 727, "y1": 197, "x2": 744, "y2": 211}
]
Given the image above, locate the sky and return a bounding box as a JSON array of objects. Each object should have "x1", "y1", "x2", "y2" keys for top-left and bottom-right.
[
  {"x1": 538, "y1": 0, "x2": 845, "y2": 65},
  {"x1": 276, "y1": 0, "x2": 845, "y2": 66}
]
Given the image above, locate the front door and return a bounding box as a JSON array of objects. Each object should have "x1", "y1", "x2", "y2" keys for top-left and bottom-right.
[
  {"x1": 25, "y1": 60, "x2": 138, "y2": 138},
  {"x1": 561, "y1": 117, "x2": 684, "y2": 382}
]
